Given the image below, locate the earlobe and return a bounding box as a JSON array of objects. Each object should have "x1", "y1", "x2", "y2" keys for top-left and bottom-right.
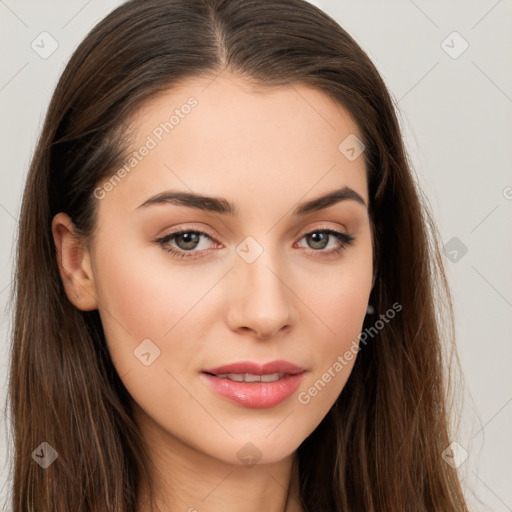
[{"x1": 51, "y1": 212, "x2": 98, "y2": 311}]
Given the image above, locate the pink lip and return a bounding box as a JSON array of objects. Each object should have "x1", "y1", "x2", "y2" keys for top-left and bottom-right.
[{"x1": 201, "y1": 360, "x2": 307, "y2": 409}]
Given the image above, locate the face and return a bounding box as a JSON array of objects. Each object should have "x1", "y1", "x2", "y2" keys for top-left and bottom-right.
[{"x1": 64, "y1": 73, "x2": 373, "y2": 466}]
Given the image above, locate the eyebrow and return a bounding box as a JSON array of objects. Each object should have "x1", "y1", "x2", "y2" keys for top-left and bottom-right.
[{"x1": 135, "y1": 186, "x2": 367, "y2": 216}]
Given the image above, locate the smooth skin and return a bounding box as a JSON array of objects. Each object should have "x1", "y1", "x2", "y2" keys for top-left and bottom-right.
[{"x1": 52, "y1": 72, "x2": 374, "y2": 512}]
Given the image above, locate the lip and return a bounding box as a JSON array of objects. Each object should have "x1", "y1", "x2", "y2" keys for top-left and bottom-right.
[
  {"x1": 202, "y1": 360, "x2": 306, "y2": 376},
  {"x1": 201, "y1": 360, "x2": 307, "y2": 409}
]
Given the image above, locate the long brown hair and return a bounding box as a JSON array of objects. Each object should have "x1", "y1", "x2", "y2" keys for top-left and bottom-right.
[{"x1": 7, "y1": 0, "x2": 469, "y2": 510}]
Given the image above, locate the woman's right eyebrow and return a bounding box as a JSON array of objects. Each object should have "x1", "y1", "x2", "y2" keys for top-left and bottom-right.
[{"x1": 135, "y1": 185, "x2": 367, "y2": 216}]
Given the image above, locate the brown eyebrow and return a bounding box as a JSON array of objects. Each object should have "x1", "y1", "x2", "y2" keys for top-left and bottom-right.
[{"x1": 135, "y1": 186, "x2": 367, "y2": 215}]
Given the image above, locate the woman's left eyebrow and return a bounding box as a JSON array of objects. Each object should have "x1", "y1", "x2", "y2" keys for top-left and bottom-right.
[{"x1": 135, "y1": 186, "x2": 367, "y2": 216}]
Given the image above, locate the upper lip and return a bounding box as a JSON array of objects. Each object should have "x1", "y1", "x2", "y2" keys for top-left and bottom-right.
[{"x1": 202, "y1": 360, "x2": 306, "y2": 376}]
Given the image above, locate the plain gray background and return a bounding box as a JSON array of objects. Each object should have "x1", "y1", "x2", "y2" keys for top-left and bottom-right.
[{"x1": 1, "y1": 1, "x2": 511, "y2": 511}]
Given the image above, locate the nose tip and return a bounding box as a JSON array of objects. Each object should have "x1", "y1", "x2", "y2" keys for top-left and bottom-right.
[{"x1": 226, "y1": 256, "x2": 296, "y2": 339}]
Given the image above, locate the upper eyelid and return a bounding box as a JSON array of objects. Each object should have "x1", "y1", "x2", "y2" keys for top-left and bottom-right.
[
  {"x1": 157, "y1": 225, "x2": 352, "y2": 246},
  {"x1": 159, "y1": 227, "x2": 216, "y2": 239}
]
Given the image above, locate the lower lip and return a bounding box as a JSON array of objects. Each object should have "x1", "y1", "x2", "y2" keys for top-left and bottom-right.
[{"x1": 200, "y1": 372, "x2": 305, "y2": 408}]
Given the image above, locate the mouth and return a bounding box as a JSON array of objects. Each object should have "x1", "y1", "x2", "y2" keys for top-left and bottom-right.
[{"x1": 200, "y1": 360, "x2": 307, "y2": 408}]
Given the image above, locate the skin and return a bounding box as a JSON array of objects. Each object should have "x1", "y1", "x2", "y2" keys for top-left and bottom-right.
[{"x1": 52, "y1": 72, "x2": 374, "y2": 512}]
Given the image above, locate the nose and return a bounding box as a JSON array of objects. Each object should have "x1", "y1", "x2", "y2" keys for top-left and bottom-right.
[{"x1": 225, "y1": 248, "x2": 297, "y2": 339}]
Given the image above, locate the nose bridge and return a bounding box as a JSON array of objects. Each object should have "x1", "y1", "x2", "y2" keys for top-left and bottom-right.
[{"x1": 227, "y1": 237, "x2": 296, "y2": 337}]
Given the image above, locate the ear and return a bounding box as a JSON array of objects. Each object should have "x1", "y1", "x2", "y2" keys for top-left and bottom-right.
[{"x1": 52, "y1": 212, "x2": 98, "y2": 311}]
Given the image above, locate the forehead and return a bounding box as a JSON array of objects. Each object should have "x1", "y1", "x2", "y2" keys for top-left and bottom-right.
[{"x1": 99, "y1": 72, "x2": 368, "y2": 215}]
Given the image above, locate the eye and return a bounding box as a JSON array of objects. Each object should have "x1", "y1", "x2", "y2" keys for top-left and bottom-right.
[
  {"x1": 155, "y1": 228, "x2": 219, "y2": 260},
  {"x1": 296, "y1": 228, "x2": 355, "y2": 257},
  {"x1": 155, "y1": 226, "x2": 355, "y2": 261}
]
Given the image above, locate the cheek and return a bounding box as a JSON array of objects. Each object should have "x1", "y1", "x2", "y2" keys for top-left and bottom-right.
[
  {"x1": 321, "y1": 276, "x2": 369, "y2": 331},
  {"x1": 91, "y1": 236, "x2": 217, "y2": 374},
  {"x1": 294, "y1": 252, "x2": 372, "y2": 409},
  {"x1": 293, "y1": 291, "x2": 365, "y2": 429},
  {"x1": 300, "y1": 248, "x2": 372, "y2": 344}
]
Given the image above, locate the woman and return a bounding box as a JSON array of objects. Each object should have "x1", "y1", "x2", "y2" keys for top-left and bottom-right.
[{"x1": 7, "y1": 0, "x2": 469, "y2": 510}]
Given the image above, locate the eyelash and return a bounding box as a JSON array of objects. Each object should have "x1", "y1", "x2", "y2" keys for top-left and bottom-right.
[{"x1": 155, "y1": 226, "x2": 355, "y2": 260}]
